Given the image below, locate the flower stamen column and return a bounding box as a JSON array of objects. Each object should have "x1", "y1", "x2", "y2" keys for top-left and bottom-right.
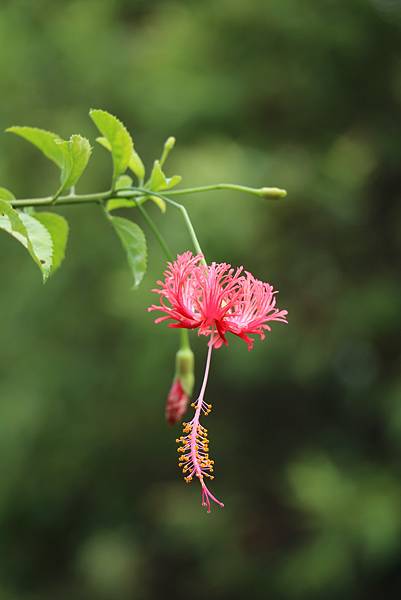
[{"x1": 176, "y1": 340, "x2": 224, "y2": 512}]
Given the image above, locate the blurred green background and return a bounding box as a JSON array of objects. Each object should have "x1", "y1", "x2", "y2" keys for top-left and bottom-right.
[{"x1": 0, "y1": 0, "x2": 400, "y2": 598}]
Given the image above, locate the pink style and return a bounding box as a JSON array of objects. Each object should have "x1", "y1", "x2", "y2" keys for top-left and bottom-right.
[{"x1": 148, "y1": 251, "x2": 288, "y2": 350}]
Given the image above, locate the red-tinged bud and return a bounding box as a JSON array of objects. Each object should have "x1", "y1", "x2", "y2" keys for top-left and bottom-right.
[
  {"x1": 165, "y1": 346, "x2": 194, "y2": 425},
  {"x1": 166, "y1": 378, "x2": 189, "y2": 425}
]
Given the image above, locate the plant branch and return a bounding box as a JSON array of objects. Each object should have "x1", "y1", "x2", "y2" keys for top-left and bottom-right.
[
  {"x1": 139, "y1": 190, "x2": 205, "y2": 262},
  {"x1": 136, "y1": 203, "x2": 173, "y2": 261},
  {"x1": 165, "y1": 197, "x2": 205, "y2": 259},
  {"x1": 11, "y1": 191, "x2": 113, "y2": 208},
  {"x1": 9, "y1": 182, "x2": 287, "y2": 210}
]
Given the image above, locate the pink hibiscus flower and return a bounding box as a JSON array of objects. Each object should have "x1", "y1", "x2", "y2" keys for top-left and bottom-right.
[
  {"x1": 149, "y1": 252, "x2": 288, "y2": 512},
  {"x1": 149, "y1": 252, "x2": 288, "y2": 350}
]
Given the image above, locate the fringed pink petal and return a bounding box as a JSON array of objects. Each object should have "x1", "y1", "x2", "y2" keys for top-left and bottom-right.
[{"x1": 149, "y1": 252, "x2": 287, "y2": 349}]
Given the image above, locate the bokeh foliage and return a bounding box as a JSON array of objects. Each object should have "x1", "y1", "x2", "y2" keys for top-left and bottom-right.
[{"x1": 0, "y1": 0, "x2": 400, "y2": 598}]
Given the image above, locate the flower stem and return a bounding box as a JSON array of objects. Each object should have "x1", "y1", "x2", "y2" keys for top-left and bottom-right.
[
  {"x1": 136, "y1": 203, "x2": 173, "y2": 261},
  {"x1": 167, "y1": 183, "x2": 287, "y2": 199},
  {"x1": 180, "y1": 329, "x2": 190, "y2": 351},
  {"x1": 135, "y1": 202, "x2": 192, "y2": 355},
  {"x1": 132, "y1": 188, "x2": 206, "y2": 263},
  {"x1": 165, "y1": 197, "x2": 205, "y2": 259}
]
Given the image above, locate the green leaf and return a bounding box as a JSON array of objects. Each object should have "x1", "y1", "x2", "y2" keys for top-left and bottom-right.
[
  {"x1": 96, "y1": 136, "x2": 112, "y2": 152},
  {"x1": 33, "y1": 212, "x2": 69, "y2": 273},
  {"x1": 56, "y1": 134, "x2": 92, "y2": 194},
  {"x1": 146, "y1": 160, "x2": 165, "y2": 191},
  {"x1": 90, "y1": 109, "x2": 133, "y2": 183},
  {"x1": 0, "y1": 199, "x2": 28, "y2": 237},
  {"x1": 149, "y1": 195, "x2": 166, "y2": 213},
  {"x1": 106, "y1": 175, "x2": 136, "y2": 211},
  {"x1": 146, "y1": 160, "x2": 181, "y2": 192},
  {"x1": 164, "y1": 174, "x2": 182, "y2": 190},
  {"x1": 7, "y1": 126, "x2": 63, "y2": 167},
  {"x1": 106, "y1": 199, "x2": 137, "y2": 212},
  {"x1": 7, "y1": 128, "x2": 91, "y2": 196},
  {"x1": 97, "y1": 136, "x2": 145, "y2": 184},
  {"x1": 115, "y1": 174, "x2": 133, "y2": 190},
  {"x1": 0, "y1": 202, "x2": 53, "y2": 281},
  {"x1": 0, "y1": 187, "x2": 15, "y2": 201},
  {"x1": 19, "y1": 214, "x2": 53, "y2": 281},
  {"x1": 110, "y1": 216, "x2": 147, "y2": 288},
  {"x1": 129, "y1": 151, "x2": 145, "y2": 182}
]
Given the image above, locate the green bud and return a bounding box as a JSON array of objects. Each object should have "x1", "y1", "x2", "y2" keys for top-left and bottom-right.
[
  {"x1": 259, "y1": 187, "x2": 287, "y2": 199},
  {"x1": 160, "y1": 136, "x2": 176, "y2": 167},
  {"x1": 175, "y1": 346, "x2": 195, "y2": 396}
]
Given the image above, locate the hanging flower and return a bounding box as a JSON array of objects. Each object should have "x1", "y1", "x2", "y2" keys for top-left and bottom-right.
[
  {"x1": 149, "y1": 252, "x2": 288, "y2": 511},
  {"x1": 149, "y1": 251, "x2": 288, "y2": 349}
]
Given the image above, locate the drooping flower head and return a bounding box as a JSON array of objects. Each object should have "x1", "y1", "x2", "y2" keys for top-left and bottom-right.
[
  {"x1": 149, "y1": 252, "x2": 287, "y2": 512},
  {"x1": 149, "y1": 251, "x2": 288, "y2": 349}
]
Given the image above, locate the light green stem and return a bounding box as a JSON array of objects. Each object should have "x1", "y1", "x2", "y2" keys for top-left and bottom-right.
[
  {"x1": 132, "y1": 188, "x2": 206, "y2": 263},
  {"x1": 164, "y1": 197, "x2": 204, "y2": 258},
  {"x1": 135, "y1": 202, "x2": 192, "y2": 355},
  {"x1": 180, "y1": 329, "x2": 190, "y2": 350},
  {"x1": 167, "y1": 183, "x2": 287, "y2": 199},
  {"x1": 11, "y1": 191, "x2": 112, "y2": 208},
  {"x1": 136, "y1": 203, "x2": 173, "y2": 261}
]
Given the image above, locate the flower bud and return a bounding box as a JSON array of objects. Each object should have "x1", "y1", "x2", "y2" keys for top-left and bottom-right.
[
  {"x1": 259, "y1": 187, "x2": 287, "y2": 199},
  {"x1": 160, "y1": 136, "x2": 176, "y2": 167},
  {"x1": 165, "y1": 347, "x2": 195, "y2": 425},
  {"x1": 164, "y1": 136, "x2": 176, "y2": 153},
  {"x1": 166, "y1": 379, "x2": 189, "y2": 425}
]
